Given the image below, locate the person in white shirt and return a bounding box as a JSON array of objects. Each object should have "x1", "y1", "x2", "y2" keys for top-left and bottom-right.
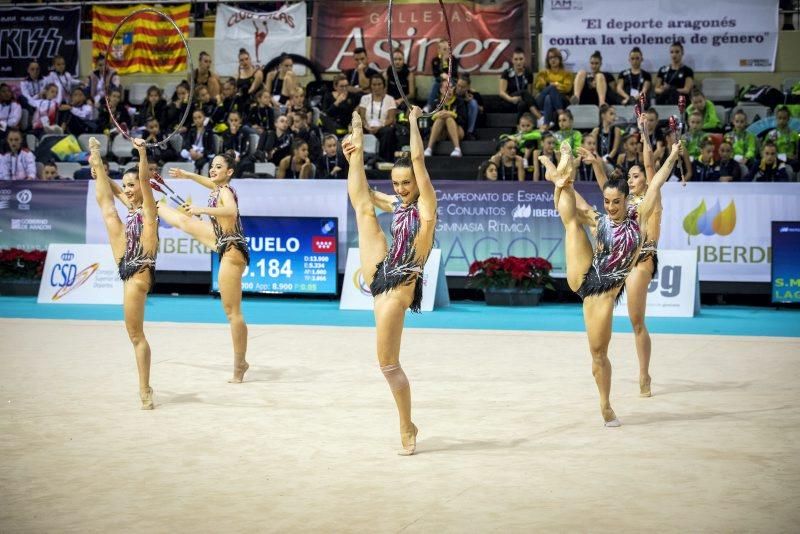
[
  {"x1": 0, "y1": 129, "x2": 37, "y2": 180},
  {"x1": 60, "y1": 88, "x2": 97, "y2": 136},
  {"x1": 29, "y1": 83, "x2": 61, "y2": 134},
  {"x1": 0, "y1": 84, "x2": 22, "y2": 144},
  {"x1": 44, "y1": 55, "x2": 81, "y2": 105},
  {"x1": 20, "y1": 61, "x2": 46, "y2": 109},
  {"x1": 357, "y1": 74, "x2": 397, "y2": 162}
]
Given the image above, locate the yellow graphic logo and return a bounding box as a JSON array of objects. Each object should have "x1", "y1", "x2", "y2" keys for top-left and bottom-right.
[
  {"x1": 352, "y1": 268, "x2": 372, "y2": 296},
  {"x1": 683, "y1": 199, "x2": 736, "y2": 240}
]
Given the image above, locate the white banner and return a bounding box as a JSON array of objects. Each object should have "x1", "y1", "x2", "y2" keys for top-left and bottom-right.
[
  {"x1": 85, "y1": 180, "x2": 350, "y2": 272},
  {"x1": 542, "y1": 0, "x2": 779, "y2": 73},
  {"x1": 214, "y1": 3, "x2": 307, "y2": 77},
  {"x1": 38, "y1": 244, "x2": 123, "y2": 304},
  {"x1": 614, "y1": 249, "x2": 699, "y2": 318},
  {"x1": 659, "y1": 183, "x2": 800, "y2": 282}
]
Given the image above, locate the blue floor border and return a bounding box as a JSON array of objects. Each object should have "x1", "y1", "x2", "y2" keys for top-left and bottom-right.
[{"x1": 1, "y1": 296, "x2": 798, "y2": 337}]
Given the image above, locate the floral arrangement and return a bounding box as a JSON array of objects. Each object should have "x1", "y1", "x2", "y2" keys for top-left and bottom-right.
[
  {"x1": 467, "y1": 256, "x2": 555, "y2": 291},
  {"x1": 0, "y1": 248, "x2": 47, "y2": 279}
]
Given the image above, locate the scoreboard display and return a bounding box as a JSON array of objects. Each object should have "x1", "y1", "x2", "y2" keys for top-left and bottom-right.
[{"x1": 211, "y1": 216, "x2": 338, "y2": 296}]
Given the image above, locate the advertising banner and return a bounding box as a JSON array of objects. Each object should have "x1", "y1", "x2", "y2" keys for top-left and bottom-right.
[
  {"x1": 0, "y1": 6, "x2": 81, "y2": 78},
  {"x1": 311, "y1": 0, "x2": 530, "y2": 75},
  {"x1": 37, "y1": 243, "x2": 123, "y2": 304},
  {"x1": 542, "y1": 0, "x2": 779, "y2": 72},
  {"x1": 0, "y1": 181, "x2": 87, "y2": 251},
  {"x1": 214, "y1": 3, "x2": 307, "y2": 76},
  {"x1": 771, "y1": 221, "x2": 800, "y2": 304}
]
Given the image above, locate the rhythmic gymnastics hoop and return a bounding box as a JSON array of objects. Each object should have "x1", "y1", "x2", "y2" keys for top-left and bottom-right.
[
  {"x1": 102, "y1": 7, "x2": 194, "y2": 149},
  {"x1": 387, "y1": 0, "x2": 453, "y2": 117}
]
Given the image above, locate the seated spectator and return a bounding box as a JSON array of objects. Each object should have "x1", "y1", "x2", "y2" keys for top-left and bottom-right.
[
  {"x1": 724, "y1": 109, "x2": 757, "y2": 167},
  {"x1": 532, "y1": 132, "x2": 557, "y2": 182},
  {"x1": 477, "y1": 159, "x2": 499, "y2": 180},
  {"x1": 766, "y1": 105, "x2": 799, "y2": 171},
  {"x1": 0, "y1": 83, "x2": 23, "y2": 142},
  {"x1": 289, "y1": 110, "x2": 322, "y2": 162},
  {"x1": 576, "y1": 134, "x2": 598, "y2": 181},
  {"x1": 60, "y1": 87, "x2": 97, "y2": 136},
  {"x1": 718, "y1": 140, "x2": 742, "y2": 182},
  {"x1": 385, "y1": 47, "x2": 415, "y2": 112},
  {"x1": 97, "y1": 88, "x2": 132, "y2": 135},
  {"x1": 264, "y1": 53, "x2": 297, "y2": 105},
  {"x1": 180, "y1": 108, "x2": 216, "y2": 172},
  {"x1": 643, "y1": 108, "x2": 667, "y2": 162},
  {"x1": 553, "y1": 109, "x2": 582, "y2": 157},
  {"x1": 256, "y1": 114, "x2": 293, "y2": 165},
  {"x1": 683, "y1": 111, "x2": 708, "y2": 160},
  {"x1": 315, "y1": 134, "x2": 348, "y2": 178},
  {"x1": 20, "y1": 61, "x2": 46, "y2": 110},
  {"x1": 212, "y1": 78, "x2": 246, "y2": 128},
  {"x1": 75, "y1": 156, "x2": 121, "y2": 180},
  {"x1": 277, "y1": 138, "x2": 314, "y2": 179},
  {"x1": 615, "y1": 132, "x2": 643, "y2": 179},
  {"x1": 1, "y1": 129, "x2": 36, "y2": 180},
  {"x1": 498, "y1": 47, "x2": 541, "y2": 122},
  {"x1": 423, "y1": 82, "x2": 466, "y2": 157},
  {"x1": 193, "y1": 86, "x2": 218, "y2": 123},
  {"x1": 235, "y1": 48, "x2": 262, "y2": 107},
  {"x1": 87, "y1": 53, "x2": 121, "y2": 107},
  {"x1": 455, "y1": 73, "x2": 483, "y2": 140},
  {"x1": 165, "y1": 81, "x2": 191, "y2": 135},
  {"x1": 41, "y1": 161, "x2": 65, "y2": 180},
  {"x1": 287, "y1": 86, "x2": 312, "y2": 127},
  {"x1": 45, "y1": 55, "x2": 81, "y2": 105},
  {"x1": 534, "y1": 47, "x2": 574, "y2": 126},
  {"x1": 193, "y1": 51, "x2": 221, "y2": 99},
  {"x1": 322, "y1": 74, "x2": 357, "y2": 135},
  {"x1": 748, "y1": 141, "x2": 791, "y2": 182},
  {"x1": 505, "y1": 112, "x2": 541, "y2": 168},
  {"x1": 571, "y1": 50, "x2": 617, "y2": 106},
  {"x1": 136, "y1": 86, "x2": 167, "y2": 128},
  {"x1": 247, "y1": 89, "x2": 276, "y2": 137},
  {"x1": 615, "y1": 47, "x2": 651, "y2": 106},
  {"x1": 686, "y1": 88, "x2": 721, "y2": 132},
  {"x1": 344, "y1": 47, "x2": 379, "y2": 95},
  {"x1": 358, "y1": 75, "x2": 397, "y2": 162},
  {"x1": 592, "y1": 104, "x2": 623, "y2": 165},
  {"x1": 691, "y1": 138, "x2": 721, "y2": 181},
  {"x1": 222, "y1": 111, "x2": 254, "y2": 176},
  {"x1": 133, "y1": 117, "x2": 176, "y2": 165},
  {"x1": 654, "y1": 41, "x2": 694, "y2": 105},
  {"x1": 29, "y1": 83, "x2": 61, "y2": 135},
  {"x1": 490, "y1": 137, "x2": 525, "y2": 181},
  {"x1": 425, "y1": 39, "x2": 460, "y2": 113}
]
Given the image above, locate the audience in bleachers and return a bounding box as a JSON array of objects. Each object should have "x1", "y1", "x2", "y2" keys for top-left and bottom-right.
[
  {"x1": 40, "y1": 161, "x2": 63, "y2": 180},
  {"x1": 87, "y1": 54, "x2": 121, "y2": 107},
  {"x1": 315, "y1": 134, "x2": 348, "y2": 179},
  {"x1": 180, "y1": 108, "x2": 216, "y2": 172},
  {"x1": 357, "y1": 74, "x2": 397, "y2": 162},
  {"x1": 276, "y1": 138, "x2": 314, "y2": 179},
  {"x1": 46, "y1": 55, "x2": 81, "y2": 105},
  {"x1": 61, "y1": 87, "x2": 96, "y2": 136},
  {"x1": 498, "y1": 48, "x2": 539, "y2": 122},
  {"x1": 477, "y1": 159, "x2": 498, "y2": 181},
  {"x1": 0, "y1": 129, "x2": 37, "y2": 180},
  {"x1": 20, "y1": 62, "x2": 46, "y2": 110},
  {"x1": 686, "y1": 88, "x2": 722, "y2": 132},
  {"x1": 263, "y1": 53, "x2": 298, "y2": 105},
  {"x1": 424, "y1": 82, "x2": 466, "y2": 158},
  {"x1": 257, "y1": 114, "x2": 293, "y2": 165},
  {"x1": 654, "y1": 42, "x2": 694, "y2": 105},
  {"x1": 725, "y1": 109, "x2": 758, "y2": 167},
  {"x1": 425, "y1": 39, "x2": 459, "y2": 113},
  {"x1": 97, "y1": 88, "x2": 132, "y2": 135},
  {"x1": 749, "y1": 140, "x2": 792, "y2": 181},
  {"x1": 766, "y1": 106, "x2": 799, "y2": 171},
  {"x1": 572, "y1": 51, "x2": 617, "y2": 107},
  {"x1": 615, "y1": 47, "x2": 651, "y2": 106},
  {"x1": 490, "y1": 137, "x2": 525, "y2": 181},
  {"x1": 531, "y1": 132, "x2": 557, "y2": 182},
  {"x1": 591, "y1": 104, "x2": 622, "y2": 165},
  {"x1": 222, "y1": 110, "x2": 254, "y2": 176},
  {"x1": 455, "y1": 74, "x2": 483, "y2": 140},
  {"x1": 344, "y1": 48, "x2": 378, "y2": 95},
  {"x1": 534, "y1": 48, "x2": 574, "y2": 127},
  {"x1": 0, "y1": 84, "x2": 23, "y2": 143},
  {"x1": 193, "y1": 51, "x2": 221, "y2": 99},
  {"x1": 385, "y1": 48, "x2": 415, "y2": 113},
  {"x1": 29, "y1": 83, "x2": 61, "y2": 135},
  {"x1": 553, "y1": 109, "x2": 581, "y2": 157},
  {"x1": 321, "y1": 75, "x2": 357, "y2": 135},
  {"x1": 717, "y1": 140, "x2": 743, "y2": 182}
]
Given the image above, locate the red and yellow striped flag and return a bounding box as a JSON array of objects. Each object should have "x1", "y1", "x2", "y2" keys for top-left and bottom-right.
[{"x1": 92, "y1": 4, "x2": 190, "y2": 74}]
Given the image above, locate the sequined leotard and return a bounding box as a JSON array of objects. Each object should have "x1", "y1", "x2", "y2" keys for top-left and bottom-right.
[
  {"x1": 118, "y1": 207, "x2": 157, "y2": 287},
  {"x1": 629, "y1": 193, "x2": 658, "y2": 276},
  {"x1": 208, "y1": 184, "x2": 250, "y2": 264},
  {"x1": 370, "y1": 196, "x2": 435, "y2": 313},
  {"x1": 576, "y1": 203, "x2": 642, "y2": 302}
]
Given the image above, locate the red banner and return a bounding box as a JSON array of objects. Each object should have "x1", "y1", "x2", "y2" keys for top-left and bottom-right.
[{"x1": 311, "y1": 0, "x2": 530, "y2": 75}]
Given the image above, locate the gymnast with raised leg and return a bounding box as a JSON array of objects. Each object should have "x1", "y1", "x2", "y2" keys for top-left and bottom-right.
[
  {"x1": 164, "y1": 152, "x2": 250, "y2": 383},
  {"x1": 89, "y1": 137, "x2": 159, "y2": 409},
  {"x1": 341, "y1": 107, "x2": 436, "y2": 455},
  {"x1": 540, "y1": 139, "x2": 680, "y2": 426}
]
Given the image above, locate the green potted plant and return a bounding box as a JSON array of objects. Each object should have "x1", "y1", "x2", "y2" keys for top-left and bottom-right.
[
  {"x1": 0, "y1": 248, "x2": 47, "y2": 296},
  {"x1": 467, "y1": 256, "x2": 555, "y2": 306}
]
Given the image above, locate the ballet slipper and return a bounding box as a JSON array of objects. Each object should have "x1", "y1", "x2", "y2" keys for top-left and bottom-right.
[
  {"x1": 140, "y1": 387, "x2": 154, "y2": 410},
  {"x1": 640, "y1": 376, "x2": 652, "y2": 398},
  {"x1": 228, "y1": 361, "x2": 249, "y2": 384},
  {"x1": 602, "y1": 407, "x2": 620, "y2": 427},
  {"x1": 398, "y1": 423, "x2": 418, "y2": 456}
]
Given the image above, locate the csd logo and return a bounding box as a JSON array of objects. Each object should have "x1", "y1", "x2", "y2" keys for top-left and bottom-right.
[
  {"x1": 683, "y1": 199, "x2": 736, "y2": 238},
  {"x1": 352, "y1": 268, "x2": 371, "y2": 296},
  {"x1": 49, "y1": 250, "x2": 100, "y2": 301}
]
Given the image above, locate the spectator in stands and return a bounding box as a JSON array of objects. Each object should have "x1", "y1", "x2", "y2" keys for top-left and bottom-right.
[
  {"x1": 766, "y1": 106, "x2": 799, "y2": 171},
  {"x1": 46, "y1": 55, "x2": 81, "y2": 105},
  {"x1": 75, "y1": 156, "x2": 120, "y2": 181},
  {"x1": 40, "y1": 161, "x2": 64, "y2": 180},
  {"x1": 20, "y1": 61, "x2": 46, "y2": 110},
  {"x1": 212, "y1": 78, "x2": 246, "y2": 128},
  {"x1": 385, "y1": 48, "x2": 415, "y2": 112},
  {"x1": 575, "y1": 134, "x2": 598, "y2": 181},
  {"x1": 0, "y1": 84, "x2": 22, "y2": 143},
  {"x1": 691, "y1": 138, "x2": 721, "y2": 181},
  {"x1": 571, "y1": 51, "x2": 616, "y2": 106},
  {"x1": 591, "y1": 104, "x2": 622, "y2": 166},
  {"x1": 60, "y1": 87, "x2": 96, "y2": 136},
  {"x1": 683, "y1": 111, "x2": 707, "y2": 160},
  {"x1": 322, "y1": 74, "x2": 357, "y2": 135},
  {"x1": 222, "y1": 110, "x2": 254, "y2": 176},
  {"x1": 287, "y1": 86, "x2": 312, "y2": 127},
  {"x1": 498, "y1": 47, "x2": 541, "y2": 123},
  {"x1": 289, "y1": 109, "x2": 322, "y2": 162},
  {"x1": 505, "y1": 113, "x2": 541, "y2": 173},
  {"x1": 136, "y1": 86, "x2": 167, "y2": 128},
  {"x1": 165, "y1": 81, "x2": 191, "y2": 135},
  {"x1": 423, "y1": 82, "x2": 466, "y2": 158},
  {"x1": 725, "y1": 109, "x2": 757, "y2": 168},
  {"x1": 180, "y1": 108, "x2": 216, "y2": 172},
  {"x1": 425, "y1": 39, "x2": 459, "y2": 113},
  {"x1": 235, "y1": 48, "x2": 262, "y2": 106},
  {"x1": 0, "y1": 129, "x2": 36, "y2": 180},
  {"x1": 643, "y1": 108, "x2": 667, "y2": 162},
  {"x1": 615, "y1": 132, "x2": 643, "y2": 179},
  {"x1": 194, "y1": 86, "x2": 218, "y2": 123},
  {"x1": 133, "y1": 116, "x2": 175, "y2": 165},
  {"x1": 257, "y1": 114, "x2": 293, "y2": 165},
  {"x1": 490, "y1": 137, "x2": 525, "y2": 181},
  {"x1": 98, "y1": 88, "x2": 132, "y2": 135},
  {"x1": 748, "y1": 140, "x2": 791, "y2": 181},
  {"x1": 344, "y1": 47, "x2": 379, "y2": 94},
  {"x1": 534, "y1": 47, "x2": 574, "y2": 127},
  {"x1": 87, "y1": 54, "x2": 121, "y2": 107},
  {"x1": 654, "y1": 41, "x2": 694, "y2": 105},
  {"x1": 264, "y1": 53, "x2": 298, "y2": 105},
  {"x1": 315, "y1": 134, "x2": 348, "y2": 179},
  {"x1": 277, "y1": 138, "x2": 314, "y2": 179},
  {"x1": 247, "y1": 89, "x2": 276, "y2": 137},
  {"x1": 477, "y1": 160, "x2": 499, "y2": 180},
  {"x1": 717, "y1": 140, "x2": 742, "y2": 182},
  {"x1": 455, "y1": 73, "x2": 483, "y2": 140},
  {"x1": 193, "y1": 51, "x2": 221, "y2": 99},
  {"x1": 615, "y1": 47, "x2": 651, "y2": 106},
  {"x1": 532, "y1": 132, "x2": 556, "y2": 182},
  {"x1": 358, "y1": 74, "x2": 397, "y2": 162},
  {"x1": 553, "y1": 109, "x2": 582, "y2": 157},
  {"x1": 29, "y1": 83, "x2": 61, "y2": 135},
  {"x1": 686, "y1": 88, "x2": 721, "y2": 132}
]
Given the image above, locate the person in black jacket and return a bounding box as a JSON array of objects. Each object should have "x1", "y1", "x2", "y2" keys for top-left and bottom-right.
[
  {"x1": 181, "y1": 108, "x2": 217, "y2": 172},
  {"x1": 136, "y1": 86, "x2": 167, "y2": 128},
  {"x1": 164, "y1": 81, "x2": 190, "y2": 135},
  {"x1": 256, "y1": 114, "x2": 293, "y2": 165},
  {"x1": 315, "y1": 134, "x2": 349, "y2": 178},
  {"x1": 130, "y1": 117, "x2": 177, "y2": 165},
  {"x1": 222, "y1": 111, "x2": 254, "y2": 176},
  {"x1": 425, "y1": 39, "x2": 460, "y2": 113},
  {"x1": 423, "y1": 82, "x2": 466, "y2": 157},
  {"x1": 97, "y1": 88, "x2": 132, "y2": 135},
  {"x1": 321, "y1": 74, "x2": 357, "y2": 135},
  {"x1": 246, "y1": 89, "x2": 276, "y2": 137}
]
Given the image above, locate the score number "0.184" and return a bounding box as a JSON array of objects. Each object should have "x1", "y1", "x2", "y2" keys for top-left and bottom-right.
[{"x1": 242, "y1": 258, "x2": 293, "y2": 278}]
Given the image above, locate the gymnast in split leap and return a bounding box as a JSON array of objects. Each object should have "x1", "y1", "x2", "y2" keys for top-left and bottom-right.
[
  {"x1": 342, "y1": 107, "x2": 436, "y2": 455},
  {"x1": 164, "y1": 152, "x2": 250, "y2": 383},
  {"x1": 89, "y1": 137, "x2": 158, "y2": 409},
  {"x1": 540, "y1": 139, "x2": 680, "y2": 426}
]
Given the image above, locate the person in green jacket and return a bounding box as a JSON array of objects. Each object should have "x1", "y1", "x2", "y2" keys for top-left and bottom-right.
[
  {"x1": 682, "y1": 111, "x2": 708, "y2": 160},
  {"x1": 554, "y1": 109, "x2": 582, "y2": 157},
  {"x1": 725, "y1": 108, "x2": 757, "y2": 167},
  {"x1": 686, "y1": 88, "x2": 721, "y2": 132},
  {"x1": 766, "y1": 106, "x2": 799, "y2": 171}
]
